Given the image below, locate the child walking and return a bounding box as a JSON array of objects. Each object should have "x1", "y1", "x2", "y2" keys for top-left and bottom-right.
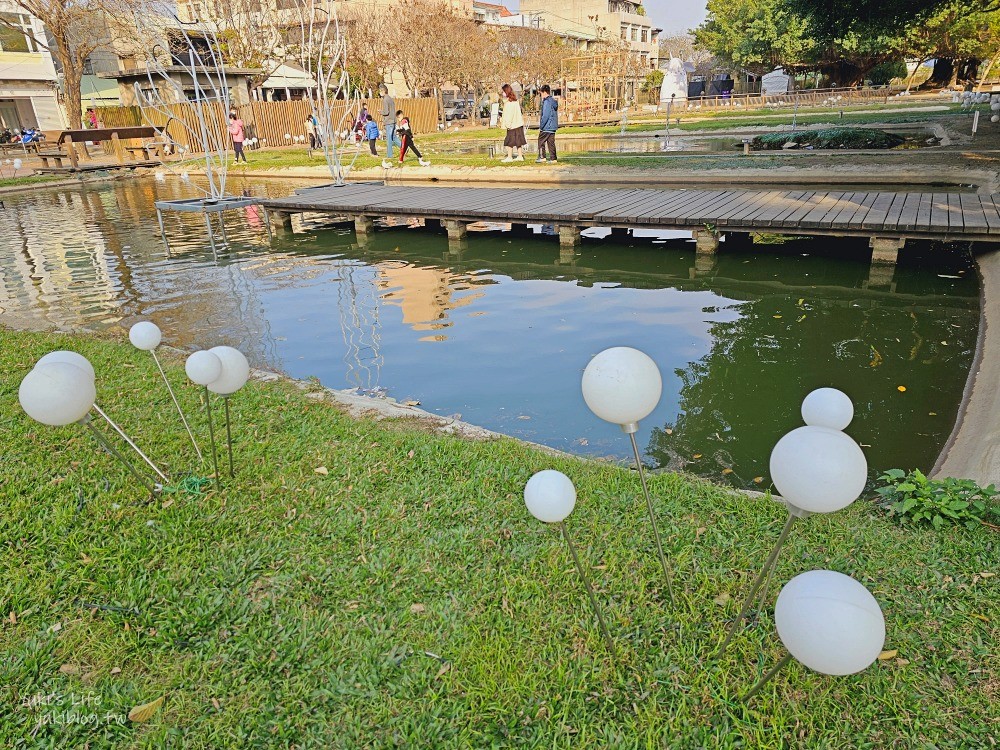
[
  {"x1": 364, "y1": 114, "x2": 380, "y2": 156},
  {"x1": 228, "y1": 113, "x2": 248, "y2": 163},
  {"x1": 396, "y1": 111, "x2": 430, "y2": 167}
]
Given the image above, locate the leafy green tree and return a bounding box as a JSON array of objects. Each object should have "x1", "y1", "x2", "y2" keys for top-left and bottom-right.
[{"x1": 694, "y1": 0, "x2": 815, "y2": 75}]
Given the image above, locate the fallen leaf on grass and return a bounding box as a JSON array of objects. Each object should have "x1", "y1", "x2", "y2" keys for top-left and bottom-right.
[
  {"x1": 8, "y1": 611, "x2": 16, "y2": 625},
  {"x1": 896, "y1": 658, "x2": 911, "y2": 666},
  {"x1": 110, "y1": 667, "x2": 121, "y2": 676},
  {"x1": 314, "y1": 466, "x2": 328, "y2": 475},
  {"x1": 211, "y1": 698, "x2": 221, "y2": 710},
  {"x1": 409, "y1": 603, "x2": 426, "y2": 614},
  {"x1": 435, "y1": 663, "x2": 451, "y2": 679},
  {"x1": 80, "y1": 554, "x2": 92, "y2": 564},
  {"x1": 128, "y1": 696, "x2": 164, "y2": 723},
  {"x1": 713, "y1": 592, "x2": 731, "y2": 606},
  {"x1": 47, "y1": 622, "x2": 61, "y2": 633},
  {"x1": 407, "y1": 450, "x2": 415, "y2": 459},
  {"x1": 969, "y1": 614, "x2": 989, "y2": 623},
  {"x1": 161, "y1": 499, "x2": 173, "y2": 509},
  {"x1": 878, "y1": 649, "x2": 898, "y2": 660},
  {"x1": 696, "y1": 526, "x2": 707, "y2": 539},
  {"x1": 59, "y1": 664, "x2": 80, "y2": 675},
  {"x1": 980, "y1": 572, "x2": 995, "y2": 578}
]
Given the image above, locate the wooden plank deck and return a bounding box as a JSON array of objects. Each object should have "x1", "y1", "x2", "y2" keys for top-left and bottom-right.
[{"x1": 262, "y1": 185, "x2": 1000, "y2": 242}]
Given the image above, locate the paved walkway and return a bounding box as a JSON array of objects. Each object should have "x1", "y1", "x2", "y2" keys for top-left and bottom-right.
[{"x1": 934, "y1": 249, "x2": 1000, "y2": 486}]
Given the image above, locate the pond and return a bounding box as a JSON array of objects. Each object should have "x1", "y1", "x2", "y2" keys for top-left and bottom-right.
[{"x1": 0, "y1": 177, "x2": 980, "y2": 488}]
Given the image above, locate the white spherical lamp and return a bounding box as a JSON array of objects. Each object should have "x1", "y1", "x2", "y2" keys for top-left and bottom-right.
[
  {"x1": 13, "y1": 157, "x2": 22, "y2": 170},
  {"x1": 524, "y1": 469, "x2": 576, "y2": 523},
  {"x1": 19, "y1": 362, "x2": 96, "y2": 426},
  {"x1": 207, "y1": 346, "x2": 250, "y2": 395},
  {"x1": 129, "y1": 321, "x2": 162, "y2": 351},
  {"x1": 769, "y1": 426, "x2": 867, "y2": 514},
  {"x1": 801, "y1": 388, "x2": 854, "y2": 430},
  {"x1": 581, "y1": 347, "x2": 662, "y2": 430},
  {"x1": 36, "y1": 350, "x2": 95, "y2": 382},
  {"x1": 775, "y1": 570, "x2": 885, "y2": 675},
  {"x1": 185, "y1": 350, "x2": 223, "y2": 386}
]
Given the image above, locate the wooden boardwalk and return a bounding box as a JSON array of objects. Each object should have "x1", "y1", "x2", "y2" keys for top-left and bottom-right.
[{"x1": 262, "y1": 185, "x2": 1000, "y2": 249}]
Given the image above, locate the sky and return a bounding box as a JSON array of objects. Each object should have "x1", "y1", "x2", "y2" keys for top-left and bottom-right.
[{"x1": 504, "y1": 0, "x2": 709, "y2": 35}]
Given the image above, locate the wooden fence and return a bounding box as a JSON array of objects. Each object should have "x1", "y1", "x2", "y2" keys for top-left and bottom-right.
[{"x1": 95, "y1": 97, "x2": 441, "y2": 155}]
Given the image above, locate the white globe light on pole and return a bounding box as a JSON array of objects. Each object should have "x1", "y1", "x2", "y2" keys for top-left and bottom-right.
[
  {"x1": 581, "y1": 346, "x2": 673, "y2": 604},
  {"x1": 775, "y1": 570, "x2": 885, "y2": 676},
  {"x1": 20, "y1": 362, "x2": 158, "y2": 495},
  {"x1": 186, "y1": 350, "x2": 224, "y2": 487},
  {"x1": 524, "y1": 470, "x2": 615, "y2": 657},
  {"x1": 770, "y1": 426, "x2": 867, "y2": 515},
  {"x1": 207, "y1": 345, "x2": 251, "y2": 479},
  {"x1": 719, "y1": 389, "x2": 869, "y2": 655},
  {"x1": 800, "y1": 387, "x2": 854, "y2": 430},
  {"x1": 582, "y1": 346, "x2": 662, "y2": 433},
  {"x1": 524, "y1": 469, "x2": 576, "y2": 523},
  {"x1": 19, "y1": 362, "x2": 95, "y2": 426},
  {"x1": 186, "y1": 350, "x2": 223, "y2": 385},
  {"x1": 129, "y1": 321, "x2": 201, "y2": 460}
]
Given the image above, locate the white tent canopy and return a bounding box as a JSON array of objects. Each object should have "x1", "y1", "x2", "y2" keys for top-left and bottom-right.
[{"x1": 260, "y1": 63, "x2": 317, "y2": 91}]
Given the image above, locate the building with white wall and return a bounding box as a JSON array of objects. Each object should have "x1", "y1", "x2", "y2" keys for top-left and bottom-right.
[{"x1": 0, "y1": 5, "x2": 65, "y2": 131}]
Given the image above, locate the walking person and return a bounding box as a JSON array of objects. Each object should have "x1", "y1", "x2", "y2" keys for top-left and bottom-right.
[
  {"x1": 397, "y1": 111, "x2": 430, "y2": 167},
  {"x1": 536, "y1": 84, "x2": 558, "y2": 163},
  {"x1": 305, "y1": 116, "x2": 317, "y2": 149},
  {"x1": 379, "y1": 84, "x2": 401, "y2": 168},
  {"x1": 365, "y1": 114, "x2": 380, "y2": 156},
  {"x1": 228, "y1": 112, "x2": 248, "y2": 163},
  {"x1": 499, "y1": 83, "x2": 526, "y2": 162}
]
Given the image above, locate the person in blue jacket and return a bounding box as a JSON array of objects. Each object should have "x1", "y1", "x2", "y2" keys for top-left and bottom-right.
[
  {"x1": 536, "y1": 84, "x2": 559, "y2": 163},
  {"x1": 364, "y1": 115, "x2": 380, "y2": 156}
]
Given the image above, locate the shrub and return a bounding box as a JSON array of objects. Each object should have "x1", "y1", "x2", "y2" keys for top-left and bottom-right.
[
  {"x1": 752, "y1": 127, "x2": 905, "y2": 150},
  {"x1": 874, "y1": 468, "x2": 998, "y2": 530}
]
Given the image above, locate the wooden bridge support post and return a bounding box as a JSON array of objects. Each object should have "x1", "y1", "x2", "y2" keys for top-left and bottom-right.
[
  {"x1": 868, "y1": 237, "x2": 905, "y2": 288},
  {"x1": 692, "y1": 228, "x2": 720, "y2": 254},
  {"x1": 558, "y1": 225, "x2": 581, "y2": 248},
  {"x1": 64, "y1": 135, "x2": 79, "y2": 170},
  {"x1": 270, "y1": 210, "x2": 294, "y2": 232},
  {"x1": 444, "y1": 220, "x2": 468, "y2": 241},
  {"x1": 111, "y1": 132, "x2": 125, "y2": 165},
  {"x1": 354, "y1": 215, "x2": 375, "y2": 238}
]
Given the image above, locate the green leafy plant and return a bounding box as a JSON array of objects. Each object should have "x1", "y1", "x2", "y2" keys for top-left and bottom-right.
[{"x1": 875, "y1": 468, "x2": 998, "y2": 530}]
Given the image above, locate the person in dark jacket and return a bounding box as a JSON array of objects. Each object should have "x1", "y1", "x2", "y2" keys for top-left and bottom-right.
[
  {"x1": 536, "y1": 84, "x2": 559, "y2": 163},
  {"x1": 364, "y1": 114, "x2": 380, "y2": 156}
]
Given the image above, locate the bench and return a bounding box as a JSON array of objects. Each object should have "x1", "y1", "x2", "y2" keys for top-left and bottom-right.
[{"x1": 38, "y1": 126, "x2": 164, "y2": 170}]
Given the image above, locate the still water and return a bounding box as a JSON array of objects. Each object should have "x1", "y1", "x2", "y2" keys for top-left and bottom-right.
[{"x1": 0, "y1": 178, "x2": 980, "y2": 487}]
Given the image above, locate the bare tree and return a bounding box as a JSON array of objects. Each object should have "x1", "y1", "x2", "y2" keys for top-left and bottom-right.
[
  {"x1": 0, "y1": 0, "x2": 115, "y2": 128},
  {"x1": 659, "y1": 32, "x2": 715, "y2": 74}
]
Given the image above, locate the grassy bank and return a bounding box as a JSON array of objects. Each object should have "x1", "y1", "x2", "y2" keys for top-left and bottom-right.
[{"x1": 1, "y1": 329, "x2": 996, "y2": 748}]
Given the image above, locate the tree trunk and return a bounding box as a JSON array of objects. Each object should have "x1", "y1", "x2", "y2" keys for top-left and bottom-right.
[
  {"x1": 923, "y1": 57, "x2": 956, "y2": 89},
  {"x1": 63, "y1": 65, "x2": 84, "y2": 129}
]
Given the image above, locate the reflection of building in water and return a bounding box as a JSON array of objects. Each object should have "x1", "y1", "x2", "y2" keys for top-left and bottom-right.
[{"x1": 375, "y1": 261, "x2": 483, "y2": 340}]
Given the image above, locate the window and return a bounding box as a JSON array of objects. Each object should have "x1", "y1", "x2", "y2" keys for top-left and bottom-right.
[
  {"x1": 0, "y1": 12, "x2": 39, "y2": 53},
  {"x1": 630, "y1": 27, "x2": 637, "y2": 41},
  {"x1": 620, "y1": 26, "x2": 627, "y2": 40},
  {"x1": 641, "y1": 29, "x2": 647, "y2": 42}
]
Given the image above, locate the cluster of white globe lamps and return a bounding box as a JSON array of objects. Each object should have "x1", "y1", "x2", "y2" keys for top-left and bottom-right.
[
  {"x1": 18, "y1": 322, "x2": 251, "y2": 494},
  {"x1": 20, "y1": 335, "x2": 885, "y2": 699},
  {"x1": 525, "y1": 346, "x2": 884, "y2": 700}
]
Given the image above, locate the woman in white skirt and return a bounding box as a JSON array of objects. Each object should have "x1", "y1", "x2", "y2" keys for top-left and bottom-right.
[{"x1": 500, "y1": 83, "x2": 526, "y2": 162}]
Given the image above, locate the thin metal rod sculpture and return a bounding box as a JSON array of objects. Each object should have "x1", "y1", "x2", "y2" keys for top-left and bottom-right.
[
  {"x1": 718, "y1": 512, "x2": 797, "y2": 654},
  {"x1": 150, "y1": 350, "x2": 202, "y2": 460},
  {"x1": 628, "y1": 432, "x2": 676, "y2": 606},
  {"x1": 203, "y1": 387, "x2": 221, "y2": 490},
  {"x1": 222, "y1": 396, "x2": 235, "y2": 478},
  {"x1": 93, "y1": 404, "x2": 168, "y2": 483},
  {"x1": 741, "y1": 653, "x2": 794, "y2": 702},
  {"x1": 560, "y1": 522, "x2": 617, "y2": 658},
  {"x1": 82, "y1": 417, "x2": 158, "y2": 497}
]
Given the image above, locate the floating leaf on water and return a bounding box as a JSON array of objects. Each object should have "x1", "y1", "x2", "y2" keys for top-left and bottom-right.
[
  {"x1": 929, "y1": 412, "x2": 937, "y2": 416},
  {"x1": 897, "y1": 386, "x2": 907, "y2": 392},
  {"x1": 773, "y1": 315, "x2": 782, "y2": 319},
  {"x1": 692, "y1": 454, "x2": 702, "y2": 459},
  {"x1": 937, "y1": 274, "x2": 960, "y2": 278},
  {"x1": 753, "y1": 476, "x2": 763, "y2": 483},
  {"x1": 722, "y1": 468, "x2": 733, "y2": 475},
  {"x1": 128, "y1": 696, "x2": 164, "y2": 723}
]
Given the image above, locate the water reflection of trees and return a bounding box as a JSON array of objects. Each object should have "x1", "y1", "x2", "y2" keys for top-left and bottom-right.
[{"x1": 647, "y1": 292, "x2": 979, "y2": 488}]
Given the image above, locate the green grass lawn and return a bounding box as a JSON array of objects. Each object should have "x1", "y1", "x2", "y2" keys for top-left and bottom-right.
[
  {"x1": 1, "y1": 329, "x2": 995, "y2": 748},
  {"x1": 0, "y1": 175, "x2": 66, "y2": 189}
]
